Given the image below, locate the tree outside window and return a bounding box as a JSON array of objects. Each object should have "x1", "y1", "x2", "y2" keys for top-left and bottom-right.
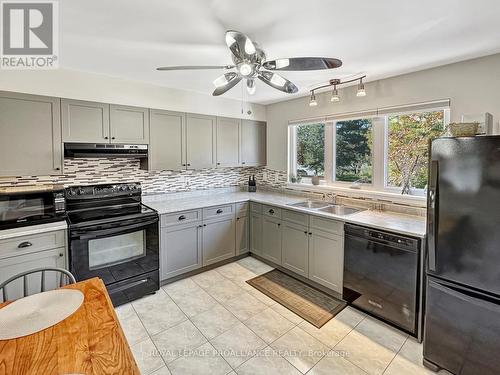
[
  {"x1": 336, "y1": 119, "x2": 373, "y2": 183},
  {"x1": 387, "y1": 111, "x2": 445, "y2": 193},
  {"x1": 296, "y1": 123, "x2": 325, "y2": 178}
]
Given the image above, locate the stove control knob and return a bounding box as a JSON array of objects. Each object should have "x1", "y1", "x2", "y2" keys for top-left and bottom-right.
[{"x1": 78, "y1": 188, "x2": 84, "y2": 195}]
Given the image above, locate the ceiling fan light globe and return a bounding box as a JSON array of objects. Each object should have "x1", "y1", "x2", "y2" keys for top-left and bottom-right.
[
  {"x1": 275, "y1": 59, "x2": 290, "y2": 69},
  {"x1": 270, "y1": 73, "x2": 287, "y2": 87},
  {"x1": 246, "y1": 79, "x2": 256, "y2": 95},
  {"x1": 213, "y1": 75, "x2": 229, "y2": 88},
  {"x1": 244, "y1": 39, "x2": 256, "y2": 55},
  {"x1": 225, "y1": 34, "x2": 236, "y2": 47},
  {"x1": 239, "y1": 63, "x2": 253, "y2": 76}
]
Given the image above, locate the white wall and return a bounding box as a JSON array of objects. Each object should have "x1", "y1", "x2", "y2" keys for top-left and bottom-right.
[
  {"x1": 266, "y1": 53, "x2": 500, "y2": 171},
  {"x1": 0, "y1": 68, "x2": 266, "y2": 121}
]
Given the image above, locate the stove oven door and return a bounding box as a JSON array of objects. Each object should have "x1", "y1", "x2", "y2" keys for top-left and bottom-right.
[{"x1": 69, "y1": 215, "x2": 159, "y2": 305}]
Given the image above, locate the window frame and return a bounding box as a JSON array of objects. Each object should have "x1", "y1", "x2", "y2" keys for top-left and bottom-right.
[{"x1": 288, "y1": 106, "x2": 450, "y2": 196}]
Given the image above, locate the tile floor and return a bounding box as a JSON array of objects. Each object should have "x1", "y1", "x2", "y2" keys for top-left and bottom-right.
[{"x1": 116, "y1": 256, "x2": 450, "y2": 375}]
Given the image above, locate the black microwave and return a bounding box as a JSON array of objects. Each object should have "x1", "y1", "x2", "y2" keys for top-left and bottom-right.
[{"x1": 0, "y1": 185, "x2": 66, "y2": 230}]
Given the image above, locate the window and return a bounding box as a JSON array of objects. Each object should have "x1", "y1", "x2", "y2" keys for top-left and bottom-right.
[
  {"x1": 335, "y1": 119, "x2": 373, "y2": 183},
  {"x1": 291, "y1": 123, "x2": 325, "y2": 183},
  {"x1": 288, "y1": 104, "x2": 449, "y2": 196},
  {"x1": 386, "y1": 111, "x2": 446, "y2": 193}
]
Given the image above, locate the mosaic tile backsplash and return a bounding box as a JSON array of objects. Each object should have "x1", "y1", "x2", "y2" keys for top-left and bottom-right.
[{"x1": 0, "y1": 158, "x2": 286, "y2": 194}]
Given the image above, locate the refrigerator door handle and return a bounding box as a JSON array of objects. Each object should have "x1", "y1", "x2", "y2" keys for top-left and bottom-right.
[{"x1": 427, "y1": 160, "x2": 439, "y2": 271}]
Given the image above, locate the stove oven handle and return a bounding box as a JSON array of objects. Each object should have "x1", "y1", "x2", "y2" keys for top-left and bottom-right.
[{"x1": 71, "y1": 217, "x2": 158, "y2": 240}]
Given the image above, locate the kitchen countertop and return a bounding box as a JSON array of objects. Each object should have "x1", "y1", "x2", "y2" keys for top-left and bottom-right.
[
  {"x1": 0, "y1": 220, "x2": 68, "y2": 240},
  {"x1": 143, "y1": 190, "x2": 426, "y2": 238}
]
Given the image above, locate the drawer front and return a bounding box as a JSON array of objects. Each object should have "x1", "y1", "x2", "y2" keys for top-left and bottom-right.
[
  {"x1": 0, "y1": 230, "x2": 66, "y2": 260},
  {"x1": 310, "y1": 215, "x2": 344, "y2": 235},
  {"x1": 263, "y1": 205, "x2": 282, "y2": 219},
  {"x1": 203, "y1": 204, "x2": 234, "y2": 220},
  {"x1": 250, "y1": 202, "x2": 262, "y2": 213},
  {"x1": 235, "y1": 202, "x2": 249, "y2": 218},
  {"x1": 282, "y1": 209, "x2": 309, "y2": 226},
  {"x1": 161, "y1": 209, "x2": 201, "y2": 227}
]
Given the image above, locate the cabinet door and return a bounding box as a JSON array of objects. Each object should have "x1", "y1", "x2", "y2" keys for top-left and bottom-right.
[
  {"x1": 250, "y1": 213, "x2": 262, "y2": 255},
  {"x1": 309, "y1": 229, "x2": 344, "y2": 293},
  {"x1": 0, "y1": 91, "x2": 62, "y2": 176},
  {"x1": 109, "y1": 104, "x2": 149, "y2": 144},
  {"x1": 202, "y1": 216, "x2": 235, "y2": 266},
  {"x1": 261, "y1": 216, "x2": 282, "y2": 264},
  {"x1": 161, "y1": 223, "x2": 202, "y2": 280},
  {"x1": 0, "y1": 248, "x2": 65, "y2": 301},
  {"x1": 236, "y1": 216, "x2": 249, "y2": 255},
  {"x1": 282, "y1": 221, "x2": 309, "y2": 277},
  {"x1": 216, "y1": 117, "x2": 240, "y2": 167},
  {"x1": 240, "y1": 120, "x2": 266, "y2": 166},
  {"x1": 186, "y1": 113, "x2": 216, "y2": 169},
  {"x1": 61, "y1": 99, "x2": 110, "y2": 142},
  {"x1": 149, "y1": 109, "x2": 186, "y2": 170}
]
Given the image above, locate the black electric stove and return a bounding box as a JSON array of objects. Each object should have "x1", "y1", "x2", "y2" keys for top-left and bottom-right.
[{"x1": 66, "y1": 182, "x2": 159, "y2": 306}]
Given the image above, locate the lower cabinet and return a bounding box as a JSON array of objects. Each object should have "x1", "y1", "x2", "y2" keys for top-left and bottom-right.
[
  {"x1": 202, "y1": 216, "x2": 235, "y2": 266},
  {"x1": 0, "y1": 248, "x2": 66, "y2": 300},
  {"x1": 236, "y1": 216, "x2": 249, "y2": 255},
  {"x1": 281, "y1": 221, "x2": 309, "y2": 278},
  {"x1": 161, "y1": 222, "x2": 202, "y2": 280},
  {"x1": 261, "y1": 216, "x2": 282, "y2": 264},
  {"x1": 250, "y1": 212, "x2": 262, "y2": 255},
  {"x1": 309, "y1": 228, "x2": 344, "y2": 293}
]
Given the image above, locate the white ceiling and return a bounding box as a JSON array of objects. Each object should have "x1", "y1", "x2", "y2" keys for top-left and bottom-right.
[{"x1": 60, "y1": 0, "x2": 500, "y2": 104}]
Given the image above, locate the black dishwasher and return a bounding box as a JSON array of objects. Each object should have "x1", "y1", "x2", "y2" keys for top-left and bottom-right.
[{"x1": 343, "y1": 224, "x2": 421, "y2": 336}]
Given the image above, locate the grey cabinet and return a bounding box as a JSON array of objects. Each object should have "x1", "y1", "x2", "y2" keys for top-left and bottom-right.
[
  {"x1": 235, "y1": 203, "x2": 249, "y2": 255},
  {"x1": 61, "y1": 99, "x2": 110, "y2": 142},
  {"x1": 261, "y1": 215, "x2": 282, "y2": 264},
  {"x1": 0, "y1": 91, "x2": 62, "y2": 177},
  {"x1": 186, "y1": 113, "x2": 216, "y2": 169},
  {"x1": 309, "y1": 228, "x2": 344, "y2": 293},
  {"x1": 281, "y1": 221, "x2": 309, "y2": 277},
  {"x1": 216, "y1": 117, "x2": 240, "y2": 167},
  {"x1": 202, "y1": 215, "x2": 236, "y2": 266},
  {"x1": 240, "y1": 120, "x2": 266, "y2": 166},
  {"x1": 110, "y1": 104, "x2": 149, "y2": 144},
  {"x1": 149, "y1": 109, "x2": 185, "y2": 171},
  {"x1": 161, "y1": 222, "x2": 202, "y2": 280}
]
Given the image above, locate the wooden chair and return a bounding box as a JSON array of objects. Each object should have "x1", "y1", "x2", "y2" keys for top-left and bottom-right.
[{"x1": 0, "y1": 267, "x2": 76, "y2": 302}]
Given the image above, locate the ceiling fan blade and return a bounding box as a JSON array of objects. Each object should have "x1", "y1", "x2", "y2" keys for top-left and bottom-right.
[
  {"x1": 156, "y1": 65, "x2": 234, "y2": 71},
  {"x1": 258, "y1": 71, "x2": 298, "y2": 94},
  {"x1": 225, "y1": 30, "x2": 256, "y2": 61},
  {"x1": 262, "y1": 57, "x2": 342, "y2": 71},
  {"x1": 212, "y1": 72, "x2": 242, "y2": 96}
]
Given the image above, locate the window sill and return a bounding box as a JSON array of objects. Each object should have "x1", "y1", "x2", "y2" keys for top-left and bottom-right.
[{"x1": 285, "y1": 182, "x2": 427, "y2": 207}]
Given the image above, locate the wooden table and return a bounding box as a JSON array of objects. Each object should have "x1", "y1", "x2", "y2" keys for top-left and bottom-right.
[{"x1": 0, "y1": 278, "x2": 140, "y2": 375}]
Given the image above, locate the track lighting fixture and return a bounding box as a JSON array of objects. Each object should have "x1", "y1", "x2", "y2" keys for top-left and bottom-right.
[
  {"x1": 309, "y1": 91, "x2": 318, "y2": 106},
  {"x1": 309, "y1": 75, "x2": 367, "y2": 107}
]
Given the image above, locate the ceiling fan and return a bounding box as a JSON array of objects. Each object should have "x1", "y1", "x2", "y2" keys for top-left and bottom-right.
[{"x1": 156, "y1": 30, "x2": 343, "y2": 96}]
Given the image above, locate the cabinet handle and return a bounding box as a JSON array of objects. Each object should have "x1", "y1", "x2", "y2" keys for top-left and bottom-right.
[
  {"x1": 242, "y1": 162, "x2": 246, "y2": 165},
  {"x1": 304, "y1": 231, "x2": 308, "y2": 235},
  {"x1": 236, "y1": 217, "x2": 240, "y2": 221},
  {"x1": 277, "y1": 223, "x2": 281, "y2": 227},
  {"x1": 187, "y1": 163, "x2": 191, "y2": 167},
  {"x1": 182, "y1": 164, "x2": 186, "y2": 167},
  {"x1": 111, "y1": 137, "x2": 116, "y2": 140},
  {"x1": 104, "y1": 136, "x2": 109, "y2": 139},
  {"x1": 178, "y1": 215, "x2": 186, "y2": 221},
  {"x1": 18, "y1": 241, "x2": 32, "y2": 248},
  {"x1": 54, "y1": 167, "x2": 61, "y2": 171},
  {"x1": 269, "y1": 209, "x2": 274, "y2": 215},
  {"x1": 203, "y1": 224, "x2": 207, "y2": 227},
  {"x1": 216, "y1": 209, "x2": 223, "y2": 214},
  {"x1": 217, "y1": 162, "x2": 221, "y2": 165},
  {"x1": 198, "y1": 224, "x2": 203, "y2": 228},
  {"x1": 59, "y1": 253, "x2": 64, "y2": 257},
  {"x1": 308, "y1": 232, "x2": 312, "y2": 236}
]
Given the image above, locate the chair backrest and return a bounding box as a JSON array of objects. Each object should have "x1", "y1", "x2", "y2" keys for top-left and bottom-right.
[{"x1": 0, "y1": 267, "x2": 76, "y2": 303}]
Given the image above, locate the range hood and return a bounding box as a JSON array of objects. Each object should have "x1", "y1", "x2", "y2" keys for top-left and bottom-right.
[{"x1": 64, "y1": 143, "x2": 148, "y2": 158}]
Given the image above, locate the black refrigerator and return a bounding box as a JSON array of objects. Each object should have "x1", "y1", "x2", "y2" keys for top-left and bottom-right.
[{"x1": 424, "y1": 136, "x2": 500, "y2": 375}]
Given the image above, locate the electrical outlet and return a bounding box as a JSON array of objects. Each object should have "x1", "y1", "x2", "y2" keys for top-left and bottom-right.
[{"x1": 262, "y1": 172, "x2": 268, "y2": 181}]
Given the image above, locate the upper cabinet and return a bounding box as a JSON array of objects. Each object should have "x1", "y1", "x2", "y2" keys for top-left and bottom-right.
[
  {"x1": 240, "y1": 120, "x2": 266, "y2": 166},
  {"x1": 149, "y1": 109, "x2": 185, "y2": 171},
  {"x1": 0, "y1": 91, "x2": 62, "y2": 176},
  {"x1": 109, "y1": 105, "x2": 149, "y2": 144},
  {"x1": 216, "y1": 117, "x2": 240, "y2": 167},
  {"x1": 186, "y1": 113, "x2": 216, "y2": 170},
  {"x1": 61, "y1": 99, "x2": 110, "y2": 143},
  {"x1": 61, "y1": 100, "x2": 149, "y2": 144}
]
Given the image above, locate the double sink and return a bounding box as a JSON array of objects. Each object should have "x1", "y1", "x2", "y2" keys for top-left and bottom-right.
[{"x1": 287, "y1": 200, "x2": 363, "y2": 216}]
